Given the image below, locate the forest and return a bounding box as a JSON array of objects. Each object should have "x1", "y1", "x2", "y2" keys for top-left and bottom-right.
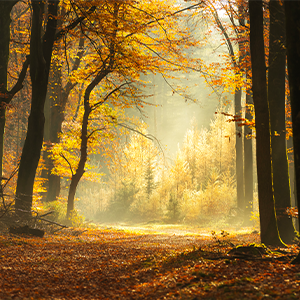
[{"x1": 1, "y1": 0, "x2": 300, "y2": 299}]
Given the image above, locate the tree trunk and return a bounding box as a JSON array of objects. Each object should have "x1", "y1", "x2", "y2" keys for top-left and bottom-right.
[
  {"x1": 15, "y1": 2, "x2": 94, "y2": 212},
  {"x1": 211, "y1": 7, "x2": 245, "y2": 211},
  {"x1": 249, "y1": 0, "x2": 282, "y2": 246},
  {"x1": 46, "y1": 91, "x2": 63, "y2": 201},
  {"x1": 268, "y1": 0, "x2": 295, "y2": 244},
  {"x1": 235, "y1": 88, "x2": 245, "y2": 209},
  {"x1": 66, "y1": 69, "x2": 110, "y2": 219},
  {"x1": 244, "y1": 92, "x2": 253, "y2": 224},
  {"x1": 0, "y1": 1, "x2": 19, "y2": 178},
  {"x1": 284, "y1": 0, "x2": 300, "y2": 233},
  {"x1": 65, "y1": 2, "x2": 119, "y2": 219},
  {"x1": 15, "y1": 1, "x2": 58, "y2": 213},
  {"x1": 43, "y1": 36, "x2": 84, "y2": 203},
  {"x1": 42, "y1": 62, "x2": 64, "y2": 202},
  {"x1": 66, "y1": 91, "x2": 91, "y2": 219}
]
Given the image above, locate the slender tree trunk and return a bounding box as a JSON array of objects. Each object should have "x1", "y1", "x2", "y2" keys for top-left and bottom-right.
[
  {"x1": 66, "y1": 106, "x2": 90, "y2": 219},
  {"x1": 249, "y1": 0, "x2": 282, "y2": 246},
  {"x1": 66, "y1": 70, "x2": 109, "y2": 219},
  {"x1": 235, "y1": 88, "x2": 244, "y2": 210},
  {"x1": 268, "y1": 0, "x2": 295, "y2": 244},
  {"x1": 66, "y1": 3, "x2": 119, "y2": 219},
  {"x1": 42, "y1": 62, "x2": 63, "y2": 202},
  {"x1": 15, "y1": 1, "x2": 58, "y2": 213},
  {"x1": 287, "y1": 137, "x2": 295, "y2": 204},
  {"x1": 46, "y1": 86, "x2": 64, "y2": 202},
  {"x1": 285, "y1": 0, "x2": 300, "y2": 234},
  {"x1": 244, "y1": 92, "x2": 253, "y2": 224},
  {"x1": 211, "y1": 8, "x2": 245, "y2": 212}
]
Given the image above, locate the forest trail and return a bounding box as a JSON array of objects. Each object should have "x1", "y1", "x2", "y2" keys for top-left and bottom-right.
[
  {"x1": 0, "y1": 226, "x2": 299, "y2": 299},
  {"x1": 97, "y1": 222, "x2": 256, "y2": 235}
]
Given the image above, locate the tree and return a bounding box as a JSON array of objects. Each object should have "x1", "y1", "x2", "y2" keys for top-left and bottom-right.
[
  {"x1": 244, "y1": 92, "x2": 253, "y2": 223},
  {"x1": 13, "y1": 1, "x2": 97, "y2": 213},
  {"x1": 0, "y1": 1, "x2": 29, "y2": 180},
  {"x1": 42, "y1": 34, "x2": 85, "y2": 203},
  {"x1": 249, "y1": 0, "x2": 282, "y2": 246},
  {"x1": 210, "y1": 0, "x2": 245, "y2": 211},
  {"x1": 106, "y1": 123, "x2": 164, "y2": 221},
  {"x1": 207, "y1": 0, "x2": 293, "y2": 241},
  {"x1": 144, "y1": 148, "x2": 157, "y2": 200},
  {"x1": 182, "y1": 119, "x2": 200, "y2": 187},
  {"x1": 268, "y1": 0, "x2": 295, "y2": 244},
  {"x1": 284, "y1": 0, "x2": 300, "y2": 235},
  {"x1": 66, "y1": 70, "x2": 112, "y2": 219},
  {"x1": 64, "y1": 0, "x2": 200, "y2": 219},
  {"x1": 168, "y1": 113, "x2": 236, "y2": 223},
  {"x1": 15, "y1": 1, "x2": 59, "y2": 213},
  {"x1": 199, "y1": 0, "x2": 252, "y2": 216}
]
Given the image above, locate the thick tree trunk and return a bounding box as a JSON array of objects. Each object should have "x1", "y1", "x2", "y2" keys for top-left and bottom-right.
[
  {"x1": 285, "y1": 1, "x2": 300, "y2": 233},
  {"x1": 249, "y1": 0, "x2": 282, "y2": 246},
  {"x1": 268, "y1": 0, "x2": 295, "y2": 244},
  {"x1": 15, "y1": 1, "x2": 58, "y2": 213},
  {"x1": 43, "y1": 36, "x2": 84, "y2": 203},
  {"x1": 235, "y1": 88, "x2": 245, "y2": 210},
  {"x1": 15, "y1": 2, "x2": 94, "y2": 211},
  {"x1": 0, "y1": 1, "x2": 19, "y2": 178},
  {"x1": 244, "y1": 92, "x2": 253, "y2": 224}
]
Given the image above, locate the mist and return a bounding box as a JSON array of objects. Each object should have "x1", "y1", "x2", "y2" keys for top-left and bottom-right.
[{"x1": 70, "y1": 9, "x2": 258, "y2": 231}]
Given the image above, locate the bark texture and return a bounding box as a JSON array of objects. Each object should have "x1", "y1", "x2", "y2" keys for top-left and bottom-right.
[
  {"x1": 268, "y1": 0, "x2": 295, "y2": 244},
  {"x1": 285, "y1": 0, "x2": 300, "y2": 232},
  {"x1": 15, "y1": 1, "x2": 58, "y2": 213},
  {"x1": 42, "y1": 36, "x2": 85, "y2": 202},
  {"x1": 249, "y1": 0, "x2": 282, "y2": 246},
  {"x1": 0, "y1": 1, "x2": 27, "y2": 179}
]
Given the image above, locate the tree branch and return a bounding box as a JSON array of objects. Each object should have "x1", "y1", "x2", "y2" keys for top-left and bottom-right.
[
  {"x1": 91, "y1": 82, "x2": 129, "y2": 111},
  {"x1": 54, "y1": 5, "x2": 97, "y2": 41},
  {"x1": 129, "y1": 1, "x2": 204, "y2": 30},
  {"x1": 6, "y1": 56, "x2": 30, "y2": 103},
  {"x1": 210, "y1": 7, "x2": 237, "y2": 67},
  {"x1": 87, "y1": 126, "x2": 107, "y2": 139},
  {"x1": 60, "y1": 152, "x2": 74, "y2": 176},
  {"x1": 4, "y1": 3, "x2": 94, "y2": 104}
]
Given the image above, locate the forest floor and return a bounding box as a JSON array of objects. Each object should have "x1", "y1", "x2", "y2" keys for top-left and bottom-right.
[{"x1": 0, "y1": 224, "x2": 299, "y2": 299}]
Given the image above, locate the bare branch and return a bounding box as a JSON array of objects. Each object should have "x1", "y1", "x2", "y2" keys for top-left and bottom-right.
[
  {"x1": 117, "y1": 123, "x2": 153, "y2": 141},
  {"x1": 128, "y1": 2, "x2": 204, "y2": 33},
  {"x1": 87, "y1": 126, "x2": 107, "y2": 139},
  {"x1": 60, "y1": 152, "x2": 74, "y2": 176},
  {"x1": 210, "y1": 7, "x2": 237, "y2": 66},
  {"x1": 91, "y1": 82, "x2": 129, "y2": 111},
  {"x1": 6, "y1": 56, "x2": 30, "y2": 103}
]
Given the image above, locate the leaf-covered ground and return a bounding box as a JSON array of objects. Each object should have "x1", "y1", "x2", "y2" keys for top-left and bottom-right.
[{"x1": 0, "y1": 225, "x2": 299, "y2": 299}]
